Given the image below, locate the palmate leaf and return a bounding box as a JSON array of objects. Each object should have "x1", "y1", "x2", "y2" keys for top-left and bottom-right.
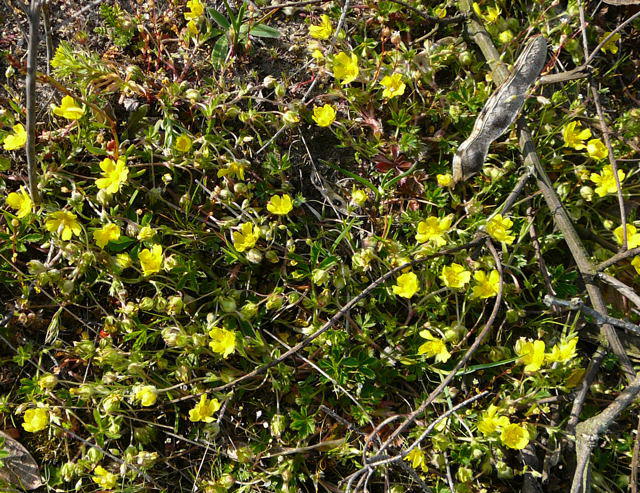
[{"x1": 0, "y1": 431, "x2": 43, "y2": 490}]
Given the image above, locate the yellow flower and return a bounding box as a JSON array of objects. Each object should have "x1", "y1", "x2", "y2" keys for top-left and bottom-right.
[
  {"x1": 233, "y1": 222, "x2": 260, "y2": 252},
  {"x1": 93, "y1": 465, "x2": 118, "y2": 490},
  {"x1": 614, "y1": 224, "x2": 640, "y2": 249},
  {"x1": 350, "y1": 188, "x2": 368, "y2": 206},
  {"x1": 472, "y1": 2, "x2": 501, "y2": 23},
  {"x1": 52, "y1": 95, "x2": 84, "y2": 120},
  {"x1": 434, "y1": 7, "x2": 447, "y2": 18},
  {"x1": 22, "y1": 407, "x2": 49, "y2": 432},
  {"x1": 139, "y1": 244, "x2": 163, "y2": 276},
  {"x1": 309, "y1": 14, "x2": 333, "y2": 40},
  {"x1": 174, "y1": 134, "x2": 193, "y2": 152},
  {"x1": 189, "y1": 394, "x2": 221, "y2": 423},
  {"x1": 546, "y1": 337, "x2": 578, "y2": 364},
  {"x1": 440, "y1": 263, "x2": 471, "y2": 289},
  {"x1": 471, "y1": 270, "x2": 500, "y2": 299},
  {"x1": 217, "y1": 161, "x2": 246, "y2": 181},
  {"x1": 392, "y1": 272, "x2": 419, "y2": 299},
  {"x1": 590, "y1": 165, "x2": 625, "y2": 197},
  {"x1": 115, "y1": 253, "x2": 132, "y2": 269},
  {"x1": 3, "y1": 123, "x2": 27, "y2": 150},
  {"x1": 137, "y1": 225, "x2": 156, "y2": 241},
  {"x1": 477, "y1": 405, "x2": 510, "y2": 435},
  {"x1": 332, "y1": 52, "x2": 359, "y2": 85},
  {"x1": 486, "y1": 214, "x2": 515, "y2": 244},
  {"x1": 586, "y1": 138, "x2": 608, "y2": 160},
  {"x1": 135, "y1": 385, "x2": 158, "y2": 406},
  {"x1": 93, "y1": 223, "x2": 121, "y2": 249},
  {"x1": 404, "y1": 447, "x2": 428, "y2": 472},
  {"x1": 418, "y1": 330, "x2": 451, "y2": 363},
  {"x1": 436, "y1": 173, "x2": 453, "y2": 187},
  {"x1": 415, "y1": 216, "x2": 452, "y2": 246},
  {"x1": 267, "y1": 194, "x2": 294, "y2": 215},
  {"x1": 96, "y1": 157, "x2": 129, "y2": 194},
  {"x1": 632, "y1": 256, "x2": 640, "y2": 275},
  {"x1": 515, "y1": 338, "x2": 546, "y2": 372},
  {"x1": 600, "y1": 32, "x2": 621, "y2": 54},
  {"x1": 209, "y1": 327, "x2": 236, "y2": 358},
  {"x1": 312, "y1": 104, "x2": 337, "y2": 127},
  {"x1": 562, "y1": 121, "x2": 592, "y2": 150},
  {"x1": 380, "y1": 73, "x2": 406, "y2": 99},
  {"x1": 187, "y1": 19, "x2": 199, "y2": 35},
  {"x1": 45, "y1": 211, "x2": 82, "y2": 241},
  {"x1": 282, "y1": 111, "x2": 300, "y2": 124},
  {"x1": 184, "y1": 0, "x2": 204, "y2": 20},
  {"x1": 500, "y1": 423, "x2": 530, "y2": 450},
  {"x1": 5, "y1": 187, "x2": 32, "y2": 218}
]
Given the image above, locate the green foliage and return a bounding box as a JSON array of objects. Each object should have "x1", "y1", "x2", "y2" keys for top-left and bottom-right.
[
  {"x1": 0, "y1": 0, "x2": 638, "y2": 491},
  {"x1": 97, "y1": 3, "x2": 137, "y2": 48}
]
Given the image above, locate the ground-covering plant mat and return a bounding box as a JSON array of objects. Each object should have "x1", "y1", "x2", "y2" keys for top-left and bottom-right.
[{"x1": 1, "y1": 0, "x2": 640, "y2": 491}]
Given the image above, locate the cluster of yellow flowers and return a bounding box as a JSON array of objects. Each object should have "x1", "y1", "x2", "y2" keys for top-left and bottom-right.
[
  {"x1": 477, "y1": 405, "x2": 530, "y2": 449},
  {"x1": 613, "y1": 223, "x2": 640, "y2": 249},
  {"x1": 393, "y1": 264, "x2": 500, "y2": 300},
  {"x1": 2, "y1": 123, "x2": 27, "y2": 150},
  {"x1": 184, "y1": 0, "x2": 204, "y2": 34},
  {"x1": 417, "y1": 330, "x2": 451, "y2": 363},
  {"x1": 232, "y1": 194, "x2": 294, "y2": 252},
  {"x1": 563, "y1": 121, "x2": 608, "y2": 160},
  {"x1": 3, "y1": 95, "x2": 83, "y2": 152},
  {"x1": 93, "y1": 465, "x2": 118, "y2": 490},
  {"x1": 515, "y1": 336, "x2": 578, "y2": 372},
  {"x1": 134, "y1": 385, "x2": 159, "y2": 407},
  {"x1": 209, "y1": 326, "x2": 236, "y2": 358},
  {"x1": 472, "y1": 2, "x2": 501, "y2": 23},
  {"x1": 312, "y1": 104, "x2": 337, "y2": 127},
  {"x1": 485, "y1": 214, "x2": 515, "y2": 244},
  {"x1": 22, "y1": 406, "x2": 49, "y2": 432},
  {"x1": 589, "y1": 164, "x2": 625, "y2": 197},
  {"x1": 5, "y1": 187, "x2": 33, "y2": 218},
  {"x1": 189, "y1": 394, "x2": 221, "y2": 423}
]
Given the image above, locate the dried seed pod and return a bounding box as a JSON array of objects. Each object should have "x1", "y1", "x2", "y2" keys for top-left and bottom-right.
[{"x1": 452, "y1": 36, "x2": 548, "y2": 183}]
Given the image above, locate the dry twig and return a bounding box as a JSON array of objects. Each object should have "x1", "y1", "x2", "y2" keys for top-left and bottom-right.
[{"x1": 25, "y1": 0, "x2": 42, "y2": 204}]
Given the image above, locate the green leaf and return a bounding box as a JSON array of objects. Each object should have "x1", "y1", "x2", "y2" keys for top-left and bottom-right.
[
  {"x1": 208, "y1": 9, "x2": 230, "y2": 29},
  {"x1": 321, "y1": 160, "x2": 380, "y2": 198},
  {"x1": 211, "y1": 36, "x2": 229, "y2": 67},
  {"x1": 249, "y1": 24, "x2": 281, "y2": 39}
]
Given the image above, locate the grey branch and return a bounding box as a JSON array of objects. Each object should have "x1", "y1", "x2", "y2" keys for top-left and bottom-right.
[
  {"x1": 571, "y1": 373, "x2": 640, "y2": 493},
  {"x1": 25, "y1": 0, "x2": 42, "y2": 204},
  {"x1": 544, "y1": 295, "x2": 640, "y2": 335}
]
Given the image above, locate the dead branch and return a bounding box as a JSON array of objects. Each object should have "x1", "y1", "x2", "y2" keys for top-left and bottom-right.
[
  {"x1": 597, "y1": 272, "x2": 640, "y2": 309},
  {"x1": 571, "y1": 373, "x2": 640, "y2": 493},
  {"x1": 25, "y1": 0, "x2": 42, "y2": 204},
  {"x1": 457, "y1": 0, "x2": 636, "y2": 381},
  {"x1": 544, "y1": 295, "x2": 640, "y2": 335},
  {"x1": 597, "y1": 247, "x2": 640, "y2": 271}
]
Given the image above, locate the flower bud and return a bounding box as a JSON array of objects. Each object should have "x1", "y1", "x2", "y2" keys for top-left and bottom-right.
[
  {"x1": 240, "y1": 301, "x2": 259, "y2": 320},
  {"x1": 167, "y1": 295, "x2": 183, "y2": 315},
  {"x1": 245, "y1": 248, "x2": 263, "y2": 264},
  {"x1": 219, "y1": 297, "x2": 237, "y2": 313},
  {"x1": 271, "y1": 414, "x2": 286, "y2": 437},
  {"x1": 139, "y1": 297, "x2": 154, "y2": 311},
  {"x1": 580, "y1": 186, "x2": 594, "y2": 202}
]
